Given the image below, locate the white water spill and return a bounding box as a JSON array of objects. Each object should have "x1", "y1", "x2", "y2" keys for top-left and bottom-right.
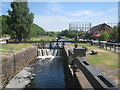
[{"x1": 37, "y1": 49, "x2": 63, "y2": 59}]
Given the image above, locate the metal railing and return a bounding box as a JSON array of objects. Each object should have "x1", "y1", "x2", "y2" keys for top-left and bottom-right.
[{"x1": 91, "y1": 41, "x2": 120, "y2": 52}]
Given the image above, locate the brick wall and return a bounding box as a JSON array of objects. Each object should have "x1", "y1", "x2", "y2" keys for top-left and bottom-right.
[{"x1": 0, "y1": 46, "x2": 37, "y2": 88}]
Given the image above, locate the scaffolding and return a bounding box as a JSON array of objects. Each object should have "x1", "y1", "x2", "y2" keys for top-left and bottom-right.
[
  {"x1": 107, "y1": 23, "x2": 118, "y2": 28},
  {"x1": 69, "y1": 22, "x2": 92, "y2": 32}
]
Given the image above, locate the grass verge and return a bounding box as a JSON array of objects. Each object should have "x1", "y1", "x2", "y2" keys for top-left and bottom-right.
[
  {"x1": 1, "y1": 43, "x2": 33, "y2": 55},
  {"x1": 73, "y1": 43, "x2": 119, "y2": 69}
]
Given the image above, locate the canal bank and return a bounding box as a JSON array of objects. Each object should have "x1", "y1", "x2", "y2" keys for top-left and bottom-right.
[{"x1": 0, "y1": 46, "x2": 37, "y2": 88}]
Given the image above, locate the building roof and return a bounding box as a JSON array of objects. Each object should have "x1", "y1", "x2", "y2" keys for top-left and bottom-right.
[
  {"x1": 86, "y1": 23, "x2": 111, "y2": 35},
  {"x1": 90, "y1": 34, "x2": 101, "y2": 37}
]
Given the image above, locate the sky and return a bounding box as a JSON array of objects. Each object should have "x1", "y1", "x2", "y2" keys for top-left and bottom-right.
[{"x1": 1, "y1": 1, "x2": 119, "y2": 31}]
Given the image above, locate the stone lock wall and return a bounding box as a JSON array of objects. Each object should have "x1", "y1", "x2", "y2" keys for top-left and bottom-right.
[{"x1": 0, "y1": 46, "x2": 37, "y2": 88}]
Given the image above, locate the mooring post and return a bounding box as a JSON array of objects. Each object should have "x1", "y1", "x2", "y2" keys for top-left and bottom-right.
[
  {"x1": 57, "y1": 39, "x2": 58, "y2": 48},
  {"x1": 62, "y1": 42, "x2": 65, "y2": 48},
  {"x1": 91, "y1": 40, "x2": 93, "y2": 46},
  {"x1": 106, "y1": 43, "x2": 107, "y2": 50},
  {"x1": 110, "y1": 44, "x2": 111, "y2": 50},
  {"x1": 74, "y1": 35, "x2": 78, "y2": 48},
  {"x1": 99, "y1": 41, "x2": 101, "y2": 48},
  {"x1": 49, "y1": 41, "x2": 52, "y2": 49},
  {"x1": 114, "y1": 44, "x2": 116, "y2": 52}
]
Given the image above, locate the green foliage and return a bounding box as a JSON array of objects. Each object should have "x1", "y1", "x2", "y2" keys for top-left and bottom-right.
[
  {"x1": 0, "y1": 16, "x2": 1, "y2": 37},
  {"x1": 1, "y1": 15, "x2": 9, "y2": 35},
  {"x1": 118, "y1": 28, "x2": 120, "y2": 42},
  {"x1": 99, "y1": 27, "x2": 118, "y2": 41},
  {"x1": 99, "y1": 31, "x2": 110, "y2": 41},
  {"x1": 109, "y1": 26, "x2": 118, "y2": 41},
  {"x1": 30, "y1": 24, "x2": 45, "y2": 37},
  {"x1": 58, "y1": 29, "x2": 85, "y2": 38},
  {"x1": 44, "y1": 31, "x2": 59, "y2": 37},
  {"x1": 7, "y1": 1, "x2": 34, "y2": 41}
]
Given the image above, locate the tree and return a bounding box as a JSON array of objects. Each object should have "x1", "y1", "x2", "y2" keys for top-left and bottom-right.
[
  {"x1": 109, "y1": 26, "x2": 118, "y2": 41},
  {"x1": 99, "y1": 31, "x2": 110, "y2": 41},
  {"x1": 0, "y1": 16, "x2": 2, "y2": 37},
  {"x1": 1, "y1": 15, "x2": 9, "y2": 35},
  {"x1": 7, "y1": 0, "x2": 34, "y2": 41},
  {"x1": 30, "y1": 24, "x2": 45, "y2": 37},
  {"x1": 118, "y1": 22, "x2": 120, "y2": 42}
]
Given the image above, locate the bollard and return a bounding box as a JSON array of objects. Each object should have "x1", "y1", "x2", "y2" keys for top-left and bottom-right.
[
  {"x1": 74, "y1": 43, "x2": 78, "y2": 48},
  {"x1": 49, "y1": 42, "x2": 52, "y2": 49},
  {"x1": 74, "y1": 48, "x2": 86, "y2": 57}
]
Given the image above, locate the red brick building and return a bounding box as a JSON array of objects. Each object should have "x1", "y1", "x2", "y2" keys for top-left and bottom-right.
[{"x1": 84, "y1": 23, "x2": 111, "y2": 39}]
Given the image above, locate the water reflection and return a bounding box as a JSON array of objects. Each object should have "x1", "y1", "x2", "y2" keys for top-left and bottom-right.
[{"x1": 26, "y1": 57, "x2": 66, "y2": 88}]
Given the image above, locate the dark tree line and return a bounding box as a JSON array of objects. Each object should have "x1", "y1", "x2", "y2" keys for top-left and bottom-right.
[{"x1": 58, "y1": 29, "x2": 85, "y2": 38}]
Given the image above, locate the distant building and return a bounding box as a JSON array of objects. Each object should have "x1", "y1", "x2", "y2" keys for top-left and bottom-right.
[
  {"x1": 84, "y1": 23, "x2": 111, "y2": 39},
  {"x1": 69, "y1": 22, "x2": 92, "y2": 31}
]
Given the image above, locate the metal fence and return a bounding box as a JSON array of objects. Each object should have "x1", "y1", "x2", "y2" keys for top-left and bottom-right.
[{"x1": 91, "y1": 40, "x2": 120, "y2": 52}]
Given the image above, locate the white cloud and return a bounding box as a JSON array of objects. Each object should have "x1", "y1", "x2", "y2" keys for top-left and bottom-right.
[
  {"x1": 69, "y1": 10, "x2": 103, "y2": 16},
  {"x1": 48, "y1": 2, "x2": 62, "y2": 12},
  {"x1": 47, "y1": 3, "x2": 103, "y2": 17},
  {"x1": 44, "y1": 10, "x2": 51, "y2": 14},
  {"x1": 33, "y1": 15, "x2": 72, "y2": 31},
  {"x1": 82, "y1": 10, "x2": 103, "y2": 16},
  {"x1": 34, "y1": 15, "x2": 68, "y2": 24},
  {"x1": 107, "y1": 7, "x2": 117, "y2": 12}
]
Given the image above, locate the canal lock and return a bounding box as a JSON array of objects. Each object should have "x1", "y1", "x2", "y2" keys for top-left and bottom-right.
[{"x1": 24, "y1": 47, "x2": 70, "y2": 89}]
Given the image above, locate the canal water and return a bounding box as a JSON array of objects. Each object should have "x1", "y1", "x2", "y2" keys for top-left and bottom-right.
[
  {"x1": 27, "y1": 57, "x2": 66, "y2": 88},
  {"x1": 25, "y1": 40, "x2": 67, "y2": 89}
]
